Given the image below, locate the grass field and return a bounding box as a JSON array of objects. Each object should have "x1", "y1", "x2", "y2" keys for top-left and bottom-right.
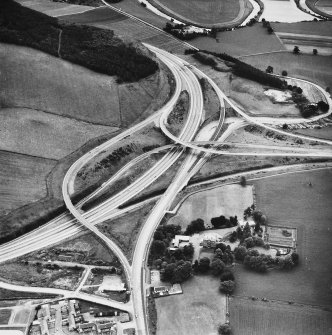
[
  {"x1": 155, "y1": 275, "x2": 226, "y2": 335},
  {"x1": 0, "y1": 108, "x2": 118, "y2": 160},
  {"x1": 233, "y1": 169, "x2": 332, "y2": 307},
  {"x1": 0, "y1": 151, "x2": 57, "y2": 216},
  {"x1": 0, "y1": 309, "x2": 12, "y2": 325},
  {"x1": 168, "y1": 184, "x2": 253, "y2": 230},
  {"x1": 242, "y1": 52, "x2": 332, "y2": 89},
  {"x1": 192, "y1": 24, "x2": 285, "y2": 57},
  {"x1": 229, "y1": 296, "x2": 332, "y2": 335},
  {"x1": 148, "y1": 0, "x2": 251, "y2": 26}
]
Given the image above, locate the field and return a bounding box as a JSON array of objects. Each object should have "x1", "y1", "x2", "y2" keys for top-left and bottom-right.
[
  {"x1": 296, "y1": 126, "x2": 332, "y2": 140},
  {"x1": 306, "y1": 0, "x2": 332, "y2": 17},
  {"x1": 168, "y1": 184, "x2": 254, "y2": 230},
  {"x1": 229, "y1": 296, "x2": 332, "y2": 335},
  {"x1": 0, "y1": 288, "x2": 58, "y2": 300},
  {"x1": 60, "y1": 7, "x2": 187, "y2": 54},
  {"x1": 192, "y1": 24, "x2": 285, "y2": 57},
  {"x1": 1, "y1": 43, "x2": 142, "y2": 127},
  {"x1": 23, "y1": 232, "x2": 120, "y2": 266},
  {"x1": 0, "y1": 108, "x2": 118, "y2": 160},
  {"x1": 155, "y1": 275, "x2": 226, "y2": 335},
  {"x1": 16, "y1": 0, "x2": 93, "y2": 17},
  {"x1": 233, "y1": 168, "x2": 332, "y2": 307},
  {"x1": 272, "y1": 21, "x2": 332, "y2": 56},
  {"x1": 0, "y1": 151, "x2": 57, "y2": 216},
  {"x1": 272, "y1": 21, "x2": 332, "y2": 36},
  {"x1": 242, "y1": 52, "x2": 332, "y2": 89},
  {"x1": 13, "y1": 308, "x2": 31, "y2": 324},
  {"x1": 0, "y1": 309, "x2": 12, "y2": 324},
  {"x1": 148, "y1": 0, "x2": 251, "y2": 27},
  {"x1": 0, "y1": 262, "x2": 84, "y2": 290},
  {"x1": 260, "y1": 0, "x2": 314, "y2": 22}
]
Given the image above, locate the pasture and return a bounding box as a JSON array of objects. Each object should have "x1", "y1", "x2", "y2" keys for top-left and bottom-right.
[
  {"x1": 155, "y1": 275, "x2": 226, "y2": 335},
  {"x1": 229, "y1": 296, "x2": 332, "y2": 335},
  {"x1": 192, "y1": 24, "x2": 285, "y2": 57},
  {"x1": 0, "y1": 108, "x2": 118, "y2": 160},
  {"x1": 0, "y1": 151, "x2": 56, "y2": 215},
  {"x1": 149, "y1": 0, "x2": 251, "y2": 26},
  {"x1": 0, "y1": 309, "x2": 12, "y2": 324},
  {"x1": 233, "y1": 169, "x2": 332, "y2": 307},
  {"x1": 242, "y1": 52, "x2": 332, "y2": 89},
  {"x1": 168, "y1": 184, "x2": 253, "y2": 230}
]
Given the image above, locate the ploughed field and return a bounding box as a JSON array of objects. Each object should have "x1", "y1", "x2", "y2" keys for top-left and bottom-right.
[{"x1": 229, "y1": 296, "x2": 332, "y2": 335}]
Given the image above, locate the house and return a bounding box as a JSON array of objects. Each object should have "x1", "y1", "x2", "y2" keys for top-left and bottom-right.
[
  {"x1": 170, "y1": 235, "x2": 190, "y2": 250},
  {"x1": 78, "y1": 323, "x2": 96, "y2": 333},
  {"x1": 152, "y1": 286, "x2": 170, "y2": 298}
]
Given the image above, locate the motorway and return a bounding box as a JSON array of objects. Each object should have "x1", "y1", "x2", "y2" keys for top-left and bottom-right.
[{"x1": 1, "y1": 44, "x2": 332, "y2": 335}]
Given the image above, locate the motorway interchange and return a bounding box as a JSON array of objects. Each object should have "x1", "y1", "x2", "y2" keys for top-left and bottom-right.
[{"x1": 1, "y1": 46, "x2": 332, "y2": 335}]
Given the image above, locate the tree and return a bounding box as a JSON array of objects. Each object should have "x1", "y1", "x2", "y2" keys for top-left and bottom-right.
[
  {"x1": 296, "y1": 87, "x2": 303, "y2": 94},
  {"x1": 218, "y1": 323, "x2": 232, "y2": 335},
  {"x1": 282, "y1": 70, "x2": 288, "y2": 76},
  {"x1": 234, "y1": 246, "x2": 247, "y2": 261},
  {"x1": 313, "y1": 48, "x2": 318, "y2": 55},
  {"x1": 151, "y1": 240, "x2": 166, "y2": 257},
  {"x1": 183, "y1": 243, "x2": 194, "y2": 258},
  {"x1": 291, "y1": 252, "x2": 299, "y2": 265},
  {"x1": 219, "y1": 280, "x2": 235, "y2": 294},
  {"x1": 185, "y1": 218, "x2": 205, "y2": 235},
  {"x1": 317, "y1": 100, "x2": 329, "y2": 112},
  {"x1": 220, "y1": 270, "x2": 235, "y2": 282},
  {"x1": 240, "y1": 176, "x2": 246, "y2": 187},
  {"x1": 198, "y1": 257, "x2": 210, "y2": 273},
  {"x1": 211, "y1": 258, "x2": 225, "y2": 276},
  {"x1": 161, "y1": 263, "x2": 176, "y2": 281},
  {"x1": 267, "y1": 26, "x2": 274, "y2": 34},
  {"x1": 172, "y1": 261, "x2": 192, "y2": 283},
  {"x1": 214, "y1": 248, "x2": 224, "y2": 259},
  {"x1": 293, "y1": 46, "x2": 300, "y2": 54},
  {"x1": 266, "y1": 66, "x2": 273, "y2": 74}
]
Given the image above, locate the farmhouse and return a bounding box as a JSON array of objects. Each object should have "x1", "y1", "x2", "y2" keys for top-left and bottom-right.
[{"x1": 170, "y1": 235, "x2": 190, "y2": 250}]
